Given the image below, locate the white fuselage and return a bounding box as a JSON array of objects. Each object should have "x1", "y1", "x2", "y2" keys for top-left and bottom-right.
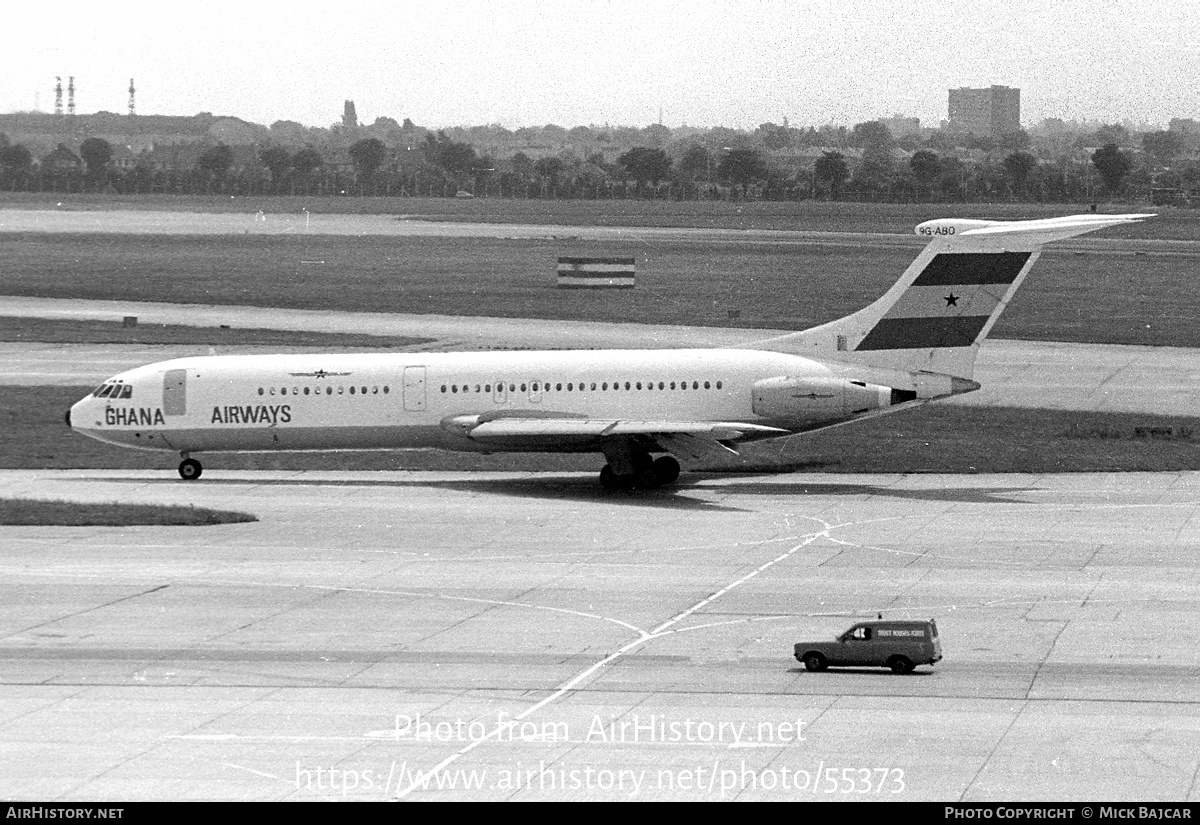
[{"x1": 69, "y1": 348, "x2": 847, "y2": 455}]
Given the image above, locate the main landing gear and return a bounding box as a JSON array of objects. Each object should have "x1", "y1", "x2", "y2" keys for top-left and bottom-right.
[
  {"x1": 178, "y1": 454, "x2": 202, "y2": 480},
  {"x1": 599, "y1": 454, "x2": 681, "y2": 491}
]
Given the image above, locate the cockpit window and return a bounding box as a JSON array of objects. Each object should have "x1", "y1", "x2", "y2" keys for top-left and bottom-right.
[{"x1": 92, "y1": 383, "x2": 133, "y2": 399}]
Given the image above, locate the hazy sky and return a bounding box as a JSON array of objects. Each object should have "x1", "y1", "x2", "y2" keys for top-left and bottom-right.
[{"x1": 5, "y1": 0, "x2": 1197, "y2": 130}]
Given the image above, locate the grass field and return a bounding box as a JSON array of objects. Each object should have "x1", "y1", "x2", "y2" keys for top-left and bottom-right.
[
  {"x1": 0, "y1": 497, "x2": 256, "y2": 526},
  {"x1": 27, "y1": 386, "x2": 1200, "y2": 476},
  {"x1": 1, "y1": 230, "x2": 1194, "y2": 346}
]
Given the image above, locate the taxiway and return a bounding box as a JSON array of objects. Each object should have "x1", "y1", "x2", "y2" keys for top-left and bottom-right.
[{"x1": 2, "y1": 469, "x2": 1199, "y2": 800}]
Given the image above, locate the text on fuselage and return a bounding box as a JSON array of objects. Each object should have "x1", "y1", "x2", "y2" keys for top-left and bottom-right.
[
  {"x1": 105, "y1": 406, "x2": 166, "y2": 426},
  {"x1": 211, "y1": 405, "x2": 292, "y2": 425}
]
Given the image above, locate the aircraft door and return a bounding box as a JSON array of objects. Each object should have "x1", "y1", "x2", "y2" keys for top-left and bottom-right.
[
  {"x1": 403, "y1": 366, "x2": 426, "y2": 412},
  {"x1": 162, "y1": 369, "x2": 187, "y2": 416},
  {"x1": 493, "y1": 379, "x2": 507, "y2": 405}
]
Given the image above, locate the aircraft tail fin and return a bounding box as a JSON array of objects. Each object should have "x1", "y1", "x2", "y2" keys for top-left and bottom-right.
[{"x1": 748, "y1": 213, "x2": 1152, "y2": 380}]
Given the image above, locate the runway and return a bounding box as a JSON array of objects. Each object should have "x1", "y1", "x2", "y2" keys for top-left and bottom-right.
[
  {"x1": 3, "y1": 469, "x2": 1200, "y2": 800},
  {"x1": 4, "y1": 295, "x2": 1199, "y2": 415},
  {"x1": 3, "y1": 207, "x2": 1195, "y2": 254}
]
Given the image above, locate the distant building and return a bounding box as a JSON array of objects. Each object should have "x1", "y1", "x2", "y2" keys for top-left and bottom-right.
[
  {"x1": 40, "y1": 143, "x2": 82, "y2": 171},
  {"x1": 879, "y1": 114, "x2": 920, "y2": 138},
  {"x1": 342, "y1": 100, "x2": 358, "y2": 129},
  {"x1": 947, "y1": 85, "x2": 1020, "y2": 139}
]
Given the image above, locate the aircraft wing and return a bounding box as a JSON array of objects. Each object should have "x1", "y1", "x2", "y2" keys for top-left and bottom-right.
[{"x1": 443, "y1": 413, "x2": 787, "y2": 443}]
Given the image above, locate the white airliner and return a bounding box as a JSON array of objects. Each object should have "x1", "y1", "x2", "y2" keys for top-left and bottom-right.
[{"x1": 68, "y1": 213, "x2": 1150, "y2": 489}]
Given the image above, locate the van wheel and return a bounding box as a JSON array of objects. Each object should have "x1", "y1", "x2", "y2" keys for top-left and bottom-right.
[
  {"x1": 803, "y1": 652, "x2": 827, "y2": 672},
  {"x1": 888, "y1": 656, "x2": 914, "y2": 674}
]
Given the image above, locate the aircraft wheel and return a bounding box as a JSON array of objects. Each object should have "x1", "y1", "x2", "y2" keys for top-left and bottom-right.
[
  {"x1": 179, "y1": 458, "x2": 203, "y2": 481},
  {"x1": 599, "y1": 465, "x2": 633, "y2": 491},
  {"x1": 652, "y1": 456, "x2": 681, "y2": 486},
  {"x1": 632, "y1": 466, "x2": 661, "y2": 489}
]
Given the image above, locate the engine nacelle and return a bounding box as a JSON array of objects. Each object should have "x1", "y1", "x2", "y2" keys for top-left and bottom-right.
[{"x1": 751, "y1": 376, "x2": 896, "y2": 420}]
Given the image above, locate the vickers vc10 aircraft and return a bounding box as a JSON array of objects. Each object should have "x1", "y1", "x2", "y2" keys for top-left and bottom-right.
[{"x1": 68, "y1": 213, "x2": 1149, "y2": 489}]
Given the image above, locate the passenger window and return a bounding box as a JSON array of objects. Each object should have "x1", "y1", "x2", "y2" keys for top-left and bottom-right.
[
  {"x1": 716, "y1": 381, "x2": 723, "y2": 389},
  {"x1": 704, "y1": 381, "x2": 710, "y2": 389},
  {"x1": 304, "y1": 387, "x2": 310, "y2": 395},
  {"x1": 350, "y1": 386, "x2": 356, "y2": 395},
  {"x1": 258, "y1": 388, "x2": 264, "y2": 396},
  {"x1": 590, "y1": 383, "x2": 596, "y2": 391}
]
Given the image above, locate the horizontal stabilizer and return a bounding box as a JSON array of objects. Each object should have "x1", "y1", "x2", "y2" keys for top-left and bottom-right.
[{"x1": 944, "y1": 213, "x2": 1152, "y2": 247}]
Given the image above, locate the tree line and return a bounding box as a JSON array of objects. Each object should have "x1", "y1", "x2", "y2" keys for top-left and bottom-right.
[{"x1": 0, "y1": 118, "x2": 1190, "y2": 204}]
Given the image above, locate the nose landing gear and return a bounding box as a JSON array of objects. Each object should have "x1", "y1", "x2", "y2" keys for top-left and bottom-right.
[{"x1": 178, "y1": 454, "x2": 202, "y2": 480}]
